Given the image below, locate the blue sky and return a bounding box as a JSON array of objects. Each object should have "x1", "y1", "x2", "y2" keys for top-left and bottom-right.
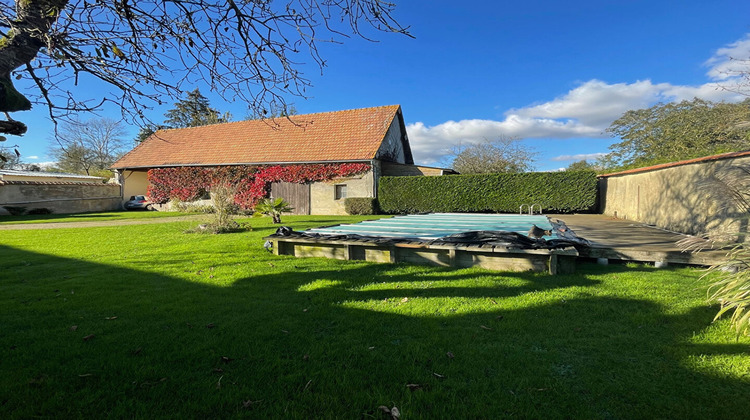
[{"x1": 11, "y1": 0, "x2": 750, "y2": 171}]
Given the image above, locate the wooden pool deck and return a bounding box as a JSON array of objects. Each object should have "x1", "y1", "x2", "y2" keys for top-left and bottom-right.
[
  {"x1": 551, "y1": 214, "x2": 726, "y2": 266},
  {"x1": 267, "y1": 213, "x2": 729, "y2": 274}
]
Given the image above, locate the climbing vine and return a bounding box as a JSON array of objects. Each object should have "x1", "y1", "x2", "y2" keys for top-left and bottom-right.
[{"x1": 147, "y1": 163, "x2": 370, "y2": 208}]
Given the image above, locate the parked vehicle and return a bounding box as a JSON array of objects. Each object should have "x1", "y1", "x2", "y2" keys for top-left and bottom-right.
[{"x1": 124, "y1": 195, "x2": 153, "y2": 211}]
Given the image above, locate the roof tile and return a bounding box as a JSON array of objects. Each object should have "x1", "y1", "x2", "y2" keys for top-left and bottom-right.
[{"x1": 113, "y1": 105, "x2": 401, "y2": 169}]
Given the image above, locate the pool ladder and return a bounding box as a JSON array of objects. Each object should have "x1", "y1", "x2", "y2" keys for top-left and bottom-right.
[{"x1": 519, "y1": 204, "x2": 542, "y2": 215}]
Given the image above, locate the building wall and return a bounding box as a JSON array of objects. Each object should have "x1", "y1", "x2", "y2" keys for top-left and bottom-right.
[
  {"x1": 0, "y1": 182, "x2": 121, "y2": 215},
  {"x1": 310, "y1": 170, "x2": 375, "y2": 215},
  {"x1": 380, "y1": 162, "x2": 452, "y2": 176},
  {"x1": 600, "y1": 155, "x2": 750, "y2": 235},
  {"x1": 121, "y1": 170, "x2": 149, "y2": 201},
  {"x1": 1, "y1": 174, "x2": 104, "y2": 183},
  {"x1": 375, "y1": 118, "x2": 407, "y2": 163}
]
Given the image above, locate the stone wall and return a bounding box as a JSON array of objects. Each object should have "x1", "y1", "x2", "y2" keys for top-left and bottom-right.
[
  {"x1": 310, "y1": 170, "x2": 375, "y2": 215},
  {"x1": 0, "y1": 181, "x2": 122, "y2": 215},
  {"x1": 599, "y1": 154, "x2": 750, "y2": 235}
]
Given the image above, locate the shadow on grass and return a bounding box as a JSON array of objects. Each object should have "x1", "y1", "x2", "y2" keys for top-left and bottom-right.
[{"x1": 1, "y1": 245, "x2": 748, "y2": 419}]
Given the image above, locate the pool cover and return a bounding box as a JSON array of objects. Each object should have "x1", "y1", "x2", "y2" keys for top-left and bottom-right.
[{"x1": 305, "y1": 213, "x2": 555, "y2": 240}]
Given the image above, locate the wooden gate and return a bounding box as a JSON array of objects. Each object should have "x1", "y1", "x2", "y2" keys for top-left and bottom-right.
[{"x1": 270, "y1": 182, "x2": 310, "y2": 215}]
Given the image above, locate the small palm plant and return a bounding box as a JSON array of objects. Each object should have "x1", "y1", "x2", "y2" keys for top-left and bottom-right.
[{"x1": 254, "y1": 197, "x2": 294, "y2": 224}]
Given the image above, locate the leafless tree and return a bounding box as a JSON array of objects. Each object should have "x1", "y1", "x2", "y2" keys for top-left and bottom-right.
[
  {"x1": 50, "y1": 117, "x2": 127, "y2": 175},
  {"x1": 451, "y1": 137, "x2": 537, "y2": 174},
  {"x1": 0, "y1": 0, "x2": 411, "y2": 157}
]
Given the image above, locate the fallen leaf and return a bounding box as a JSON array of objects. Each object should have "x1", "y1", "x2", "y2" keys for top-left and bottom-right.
[
  {"x1": 446, "y1": 351, "x2": 455, "y2": 359},
  {"x1": 206, "y1": 323, "x2": 215, "y2": 329},
  {"x1": 216, "y1": 375, "x2": 223, "y2": 389},
  {"x1": 368, "y1": 346, "x2": 375, "y2": 350},
  {"x1": 302, "y1": 354, "x2": 309, "y2": 361},
  {"x1": 490, "y1": 299, "x2": 498, "y2": 304},
  {"x1": 480, "y1": 325, "x2": 492, "y2": 330},
  {"x1": 213, "y1": 368, "x2": 224, "y2": 373},
  {"x1": 400, "y1": 297, "x2": 409, "y2": 303},
  {"x1": 303, "y1": 308, "x2": 308, "y2": 312},
  {"x1": 70, "y1": 325, "x2": 78, "y2": 331},
  {"x1": 281, "y1": 329, "x2": 289, "y2": 334},
  {"x1": 78, "y1": 373, "x2": 93, "y2": 378},
  {"x1": 221, "y1": 356, "x2": 234, "y2": 364},
  {"x1": 83, "y1": 334, "x2": 95, "y2": 341},
  {"x1": 433, "y1": 372, "x2": 445, "y2": 379},
  {"x1": 243, "y1": 399, "x2": 262, "y2": 408},
  {"x1": 378, "y1": 406, "x2": 392, "y2": 414},
  {"x1": 268, "y1": 263, "x2": 274, "y2": 267},
  {"x1": 406, "y1": 383, "x2": 421, "y2": 391},
  {"x1": 496, "y1": 315, "x2": 504, "y2": 320},
  {"x1": 391, "y1": 406, "x2": 401, "y2": 419},
  {"x1": 105, "y1": 316, "x2": 117, "y2": 320}
]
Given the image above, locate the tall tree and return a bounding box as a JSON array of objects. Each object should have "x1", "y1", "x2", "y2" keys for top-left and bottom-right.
[
  {"x1": 163, "y1": 89, "x2": 231, "y2": 128},
  {"x1": 50, "y1": 117, "x2": 127, "y2": 176},
  {"x1": 566, "y1": 160, "x2": 601, "y2": 172},
  {"x1": 603, "y1": 98, "x2": 750, "y2": 170},
  {"x1": 0, "y1": 1, "x2": 411, "y2": 160},
  {"x1": 451, "y1": 137, "x2": 536, "y2": 174}
]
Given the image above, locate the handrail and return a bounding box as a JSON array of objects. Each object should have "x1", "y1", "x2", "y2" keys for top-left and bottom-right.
[
  {"x1": 530, "y1": 204, "x2": 542, "y2": 215},
  {"x1": 519, "y1": 204, "x2": 529, "y2": 215}
]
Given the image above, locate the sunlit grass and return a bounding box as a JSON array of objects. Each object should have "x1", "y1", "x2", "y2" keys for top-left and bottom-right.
[
  {"x1": 1, "y1": 215, "x2": 749, "y2": 418},
  {"x1": 0, "y1": 210, "x2": 198, "y2": 224}
]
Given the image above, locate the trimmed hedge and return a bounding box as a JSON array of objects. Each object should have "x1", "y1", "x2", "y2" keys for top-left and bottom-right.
[
  {"x1": 345, "y1": 197, "x2": 378, "y2": 215},
  {"x1": 378, "y1": 171, "x2": 598, "y2": 214}
]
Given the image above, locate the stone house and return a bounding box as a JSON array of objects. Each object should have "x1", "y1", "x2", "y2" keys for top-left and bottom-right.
[{"x1": 111, "y1": 105, "x2": 453, "y2": 215}]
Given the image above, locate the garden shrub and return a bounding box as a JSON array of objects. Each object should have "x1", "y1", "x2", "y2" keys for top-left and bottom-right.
[
  {"x1": 378, "y1": 171, "x2": 598, "y2": 214},
  {"x1": 2, "y1": 206, "x2": 27, "y2": 215},
  {"x1": 345, "y1": 197, "x2": 378, "y2": 215},
  {"x1": 27, "y1": 208, "x2": 52, "y2": 215}
]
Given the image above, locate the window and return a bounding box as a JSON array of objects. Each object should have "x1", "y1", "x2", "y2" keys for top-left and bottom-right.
[{"x1": 334, "y1": 184, "x2": 347, "y2": 200}]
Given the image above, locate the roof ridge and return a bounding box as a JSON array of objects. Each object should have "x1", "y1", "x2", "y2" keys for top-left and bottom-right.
[{"x1": 153, "y1": 104, "x2": 401, "y2": 133}]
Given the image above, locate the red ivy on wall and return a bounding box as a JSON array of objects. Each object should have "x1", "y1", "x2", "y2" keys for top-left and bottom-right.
[{"x1": 147, "y1": 163, "x2": 370, "y2": 209}]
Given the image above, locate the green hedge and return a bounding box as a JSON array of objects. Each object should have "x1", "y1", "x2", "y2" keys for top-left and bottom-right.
[
  {"x1": 345, "y1": 197, "x2": 378, "y2": 215},
  {"x1": 378, "y1": 171, "x2": 598, "y2": 214}
]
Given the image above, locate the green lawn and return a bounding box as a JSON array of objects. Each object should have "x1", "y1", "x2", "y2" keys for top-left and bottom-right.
[
  {"x1": 0, "y1": 210, "x2": 197, "y2": 225},
  {"x1": 1, "y1": 215, "x2": 749, "y2": 418}
]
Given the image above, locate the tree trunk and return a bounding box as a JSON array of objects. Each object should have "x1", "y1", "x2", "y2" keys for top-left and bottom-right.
[{"x1": 0, "y1": 0, "x2": 68, "y2": 77}]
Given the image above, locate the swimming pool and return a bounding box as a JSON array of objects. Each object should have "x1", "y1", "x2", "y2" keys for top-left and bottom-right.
[{"x1": 306, "y1": 213, "x2": 554, "y2": 240}]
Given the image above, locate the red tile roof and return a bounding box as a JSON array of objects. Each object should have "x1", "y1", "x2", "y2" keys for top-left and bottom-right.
[
  {"x1": 598, "y1": 149, "x2": 750, "y2": 178},
  {"x1": 112, "y1": 105, "x2": 402, "y2": 169}
]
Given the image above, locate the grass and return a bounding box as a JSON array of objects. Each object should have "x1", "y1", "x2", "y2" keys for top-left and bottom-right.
[
  {"x1": 1, "y1": 215, "x2": 749, "y2": 418},
  {"x1": 0, "y1": 209, "x2": 200, "y2": 225}
]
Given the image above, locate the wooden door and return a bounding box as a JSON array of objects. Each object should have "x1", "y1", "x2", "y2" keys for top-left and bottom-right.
[{"x1": 270, "y1": 182, "x2": 310, "y2": 215}]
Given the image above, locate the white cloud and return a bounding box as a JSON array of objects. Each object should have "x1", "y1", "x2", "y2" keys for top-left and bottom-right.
[
  {"x1": 551, "y1": 153, "x2": 607, "y2": 162},
  {"x1": 27, "y1": 155, "x2": 39, "y2": 160},
  {"x1": 407, "y1": 34, "x2": 750, "y2": 166},
  {"x1": 705, "y1": 35, "x2": 750, "y2": 81}
]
